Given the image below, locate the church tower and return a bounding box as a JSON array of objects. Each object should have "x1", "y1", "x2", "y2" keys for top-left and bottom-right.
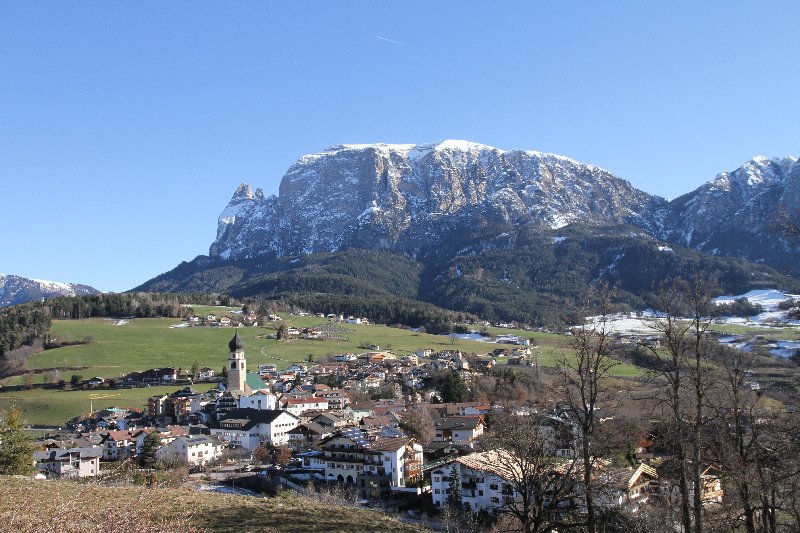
[{"x1": 228, "y1": 330, "x2": 246, "y2": 393}]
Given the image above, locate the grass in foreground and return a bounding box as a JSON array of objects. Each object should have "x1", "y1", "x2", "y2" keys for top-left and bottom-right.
[{"x1": 0, "y1": 476, "x2": 427, "y2": 533}]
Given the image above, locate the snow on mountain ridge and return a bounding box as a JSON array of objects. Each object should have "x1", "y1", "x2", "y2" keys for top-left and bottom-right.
[
  {"x1": 0, "y1": 274, "x2": 101, "y2": 307},
  {"x1": 208, "y1": 144, "x2": 800, "y2": 274}
]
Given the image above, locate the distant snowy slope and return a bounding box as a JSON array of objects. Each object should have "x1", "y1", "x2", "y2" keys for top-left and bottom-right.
[{"x1": 0, "y1": 274, "x2": 101, "y2": 307}]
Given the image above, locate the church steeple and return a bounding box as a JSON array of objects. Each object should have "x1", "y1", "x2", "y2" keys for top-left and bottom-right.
[
  {"x1": 229, "y1": 330, "x2": 245, "y2": 352},
  {"x1": 227, "y1": 329, "x2": 246, "y2": 393}
]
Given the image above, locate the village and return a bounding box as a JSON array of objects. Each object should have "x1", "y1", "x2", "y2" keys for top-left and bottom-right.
[{"x1": 29, "y1": 323, "x2": 725, "y2": 526}]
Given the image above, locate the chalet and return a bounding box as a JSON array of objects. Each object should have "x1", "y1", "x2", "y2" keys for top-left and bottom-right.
[
  {"x1": 318, "y1": 390, "x2": 350, "y2": 410},
  {"x1": 598, "y1": 463, "x2": 659, "y2": 507},
  {"x1": 319, "y1": 428, "x2": 423, "y2": 500},
  {"x1": 311, "y1": 412, "x2": 348, "y2": 428},
  {"x1": 133, "y1": 426, "x2": 188, "y2": 455},
  {"x1": 434, "y1": 417, "x2": 485, "y2": 444},
  {"x1": 239, "y1": 390, "x2": 278, "y2": 411},
  {"x1": 282, "y1": 396, "x2": 329, "y2": 417},
  {"x1": 156, "y1": 435, "x2": 223, "y2": 466},
  {"x1": 100, "y1": 430, "x2": 137, "y2": 460},
  {"x1": 126, "y1": 367, "x2": 178, "y2": 385},
  {"x1": 431, "y1": 450, "x2": 522, "y2": 512},
  {"x1": 287, "y1": 422, "x2": 333, "y2": 449},
  {"x1": 198, "y1": 367, "x2": 215, "y2": 380},
  {"x1": 210, "y1": 408, "x2": 299, "y2": 449},
  {"x1": 34, "y1": 447, "x2": 103, "y2": 478}
]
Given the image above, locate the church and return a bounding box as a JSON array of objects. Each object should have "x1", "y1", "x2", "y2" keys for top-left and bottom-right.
[{"x1": 225, "y1": 330, "x2": 274, "y2": 400}]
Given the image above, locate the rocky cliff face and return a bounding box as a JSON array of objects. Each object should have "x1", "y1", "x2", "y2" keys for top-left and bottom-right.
[
  {"x1": 208, "y1": 141, "x2": 799, "y2": 273},
  {"x1": 210, "y1": 141, "x2": 669, "y2": 260},
  {"x1": 664, "y1": 155, "x2": 800, "y2": 272},
  {"x1": 0, "y1": 275, "x2": 101, "y2": 307}
]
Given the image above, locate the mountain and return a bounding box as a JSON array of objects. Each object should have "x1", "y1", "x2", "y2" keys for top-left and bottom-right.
[
  {"x1": 665, "y1": 155, "x2": 800, "y2": 272},
  {"x1": 208, "y1": 142, "x2": 799, "y2": 274},
  {"x1": 0, "y1": 274, "x2": 101, "y2": 307},
  {"x1": 136, "y1": 141, "x2": 800, "y2": 326},
  {"x1": 136, "y1": 227, "x2": 799, "y2": 326},
  {"x1": 209, "y1": 141, "x2": 669, "y2": 261}
]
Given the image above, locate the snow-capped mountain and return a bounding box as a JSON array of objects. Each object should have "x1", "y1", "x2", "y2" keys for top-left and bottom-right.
[
  {"x1": 665, "y1": 155, "x2": 800, "y2": 272},
  {"x1": 0, "y1": 274, "x2": 101, "y2": 307},
  {"x1": 208, "y1": 143, "x2": 799, "y2": 273},
  {"x1": 210, "y1": 141, "x2": 668, "y2": 260}
]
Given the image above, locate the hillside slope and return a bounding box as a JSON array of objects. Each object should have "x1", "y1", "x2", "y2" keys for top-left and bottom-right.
[
  {"x1": 0, "y1": 476, "x2": 426, "y2": 533},
  {"x1": 136, "y1": 226, "x2": 799, "y2": 325}
]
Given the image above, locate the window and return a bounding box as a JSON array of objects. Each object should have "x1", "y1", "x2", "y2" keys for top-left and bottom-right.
[{"x1": 489, "y1": 484, "x2": 498, "y2": 490}]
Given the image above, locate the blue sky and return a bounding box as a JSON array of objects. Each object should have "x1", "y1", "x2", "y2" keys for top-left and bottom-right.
[{"x1": 2, "y1": 2, "x2": 799, "y2": 292}]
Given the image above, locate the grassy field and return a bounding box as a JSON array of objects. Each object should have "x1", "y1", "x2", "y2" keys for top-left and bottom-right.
[
  {"x1": 0, "y1": 314, "x2": 642, "y2": 425},
  {"x1": 709, "y1": 322, "x2": 800, "y2": 340},
  {"x1": 0, "y1": 476, "x2": 427, "y2": 533},
  {"x1": 0, "y1": 384, "x2": 217, "y2": 427}
]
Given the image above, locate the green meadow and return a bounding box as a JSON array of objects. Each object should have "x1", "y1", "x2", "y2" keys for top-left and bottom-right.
[{"x1": 0, "y1": 313, "x2": 642, "y2": 425}]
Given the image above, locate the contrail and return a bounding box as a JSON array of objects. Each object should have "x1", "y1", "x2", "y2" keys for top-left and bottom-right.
[{"x1": 376, "y1": 36, "x2": 408, "y2": 46}]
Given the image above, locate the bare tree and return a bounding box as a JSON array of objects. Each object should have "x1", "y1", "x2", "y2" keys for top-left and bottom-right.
[
  {"x1": 482, "y1": 413, "x2": 582, "y2": 533},
  {"x1": 559, "y1": 284, "x2": 619, "y2": 533},
  {"x1": 643, "y1": 276, "x2": 719, "y2": 533}
]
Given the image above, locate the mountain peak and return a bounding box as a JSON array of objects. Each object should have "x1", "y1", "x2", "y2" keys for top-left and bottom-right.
[
  {"x1": 0, "y1": 274, "x2": 101, "y2": 307},
  {"x1": 230, "y1": 183, "x2": 254, "y2": 202}
]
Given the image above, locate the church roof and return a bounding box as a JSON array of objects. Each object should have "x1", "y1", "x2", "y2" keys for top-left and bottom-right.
[
  {"x1": 229, "y1": 330, "x2": 245, "y2": 351},
  {"x1": 245, "y1": 372, "x2": 268, "y2": 391}
]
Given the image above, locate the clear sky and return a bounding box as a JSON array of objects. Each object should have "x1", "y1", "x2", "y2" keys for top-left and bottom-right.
[{"x1": 2, "y1": 2, "x2": 798, "y2": 292}]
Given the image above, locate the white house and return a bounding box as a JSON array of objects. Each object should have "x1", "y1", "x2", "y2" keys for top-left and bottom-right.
[
  {"x1": 282, "y1": 396, "x2": 329, "y2": 417},
  {"x1": 156, "y1": 435, "x2": 223, "y2": 466},
  {"x1": 34, "y1": 447, "x2": 102, "y2": 478},
  {"x1": 319, "y1": 428, "x2": 423, "y2": 500},
  {"x1": 434, "y1": 417, "x2": 485, "y2": 444},
  {"x1": 239, "y1": 390, "x2": 278, "y2": 411},
  {"x1": 211, "y1": 408, "x2": 299, "y2": 450},
  {"x1": 431, "y1": 450, "x2": 520, "y2": 513}
]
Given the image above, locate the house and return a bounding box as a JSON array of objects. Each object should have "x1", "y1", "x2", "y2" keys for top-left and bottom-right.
[
  {"x1": 198, "y1": 367, "x2": 215, "y2": 380},
  {"x1": 311, "y1": 412, "x2": 349, "y2": 428},
  {"x1": 431, "y1": 450, "x2": 522, "y2": 513},
  {"x1": 287, "y1": 422, "x2": 333, "y2": 450},
  {"x1": 239, "y1": 390, "x2": 278, "y2": 411},
  {"x1": 282, "y1": 396, "x2": 329, "y2": 417},
  {"x1": 434, "y1": 417, "x2": 485, "y2": 444},
  {"x1": 219, "y1": 316, "x2": 232, "y2": 327},
  {"x1": 334, "y1": 353, "x2": 357, "y2": 363},
  {"x1": 319, "y1": 428, "x2": 423, "y2": 500},
  {"x1": 156, "y1": 435, "x2": 223, "y2": 466},
  {"x1": 133, "y1": 426, "x2": 188, "y2": 455},
  {"x1": 100, "y1": 430, "x2": 137, "y2": 460},
  {"x1": 126, "y1": 367, "x2": 179, "y2": 384},
  {"x1": 598, "y1": 463, "x2": 659, "y2": 507},
  {"x1": 34, "y1": 447, "x2": 103, "y2": 478},
  {"x1": 210, "y1": 408, "x2": 299, "y2": 449}
]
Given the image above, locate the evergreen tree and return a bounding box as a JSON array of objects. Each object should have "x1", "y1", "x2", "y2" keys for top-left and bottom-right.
[
  {"x1": 0, "y1": 404, "x2": 35, "y2": 475},
  {"x1": 448, "y1": 463, "x2": 463, "y2": 508},
  {"x1": 441, "y1": 371, "x2": 469, "y2": 403},
  {"x1": 139, "y1": 430, "x2": 162, "y2": 468}
]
